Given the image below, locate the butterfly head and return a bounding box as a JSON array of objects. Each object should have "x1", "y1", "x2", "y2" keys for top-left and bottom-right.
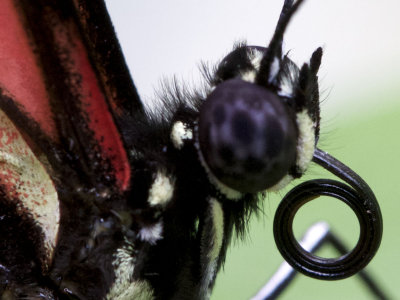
[{"x1": 197, "y1": 40, "x2": 321, "y2": 196}]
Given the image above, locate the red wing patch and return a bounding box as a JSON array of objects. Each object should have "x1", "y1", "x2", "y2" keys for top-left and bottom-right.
[
  {"x1": 0, "y1": 0, "x2": 55, "y2": 138},
  {"x1": 0, "y1": 0, "x2": 132, "y2": 191}
]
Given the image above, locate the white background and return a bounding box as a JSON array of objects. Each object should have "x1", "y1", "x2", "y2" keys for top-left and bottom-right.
[{"x1": 105, "y1": 0, "x2": 400, "y2": 123}]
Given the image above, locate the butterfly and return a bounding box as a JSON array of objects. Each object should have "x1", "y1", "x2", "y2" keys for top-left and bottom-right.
[{"x1": 0, "y1": 0, "x2": 382, "y2": 299}]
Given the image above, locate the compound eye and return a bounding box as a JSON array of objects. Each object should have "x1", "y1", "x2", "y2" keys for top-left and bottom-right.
[{"x1": 198, "y1": 79, "x2": 297, "y2": 193}]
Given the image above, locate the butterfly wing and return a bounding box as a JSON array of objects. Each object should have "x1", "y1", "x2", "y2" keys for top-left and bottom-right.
[
  {"x1": 0, "y1": 0, "x2": 145, "y2": 297},
  {"x1": 0, "y1": 0, "x2": 144, "y2": 191}
]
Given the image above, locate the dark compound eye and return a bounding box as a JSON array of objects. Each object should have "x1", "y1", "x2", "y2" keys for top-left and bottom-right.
[{"x1": 198, "y1": 79, "x2": 297, "y2": 193}]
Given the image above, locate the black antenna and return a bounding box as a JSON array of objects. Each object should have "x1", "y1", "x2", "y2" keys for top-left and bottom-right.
[
  {"x1": 256, "y1": 0, "x2": 306, "y2": 86},
  {"x1": 276, "y1": 0, "x2": 294, "y2": 58}
]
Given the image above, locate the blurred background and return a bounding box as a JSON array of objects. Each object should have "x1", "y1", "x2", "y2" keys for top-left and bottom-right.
[{"x1": 105, "y1": 1, "x2": 400, "y2": 299}]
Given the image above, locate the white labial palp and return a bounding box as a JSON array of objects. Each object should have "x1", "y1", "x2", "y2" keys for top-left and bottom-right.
[{"x1": 295, "y1": 109, "x2": 315, "y2": 172}]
